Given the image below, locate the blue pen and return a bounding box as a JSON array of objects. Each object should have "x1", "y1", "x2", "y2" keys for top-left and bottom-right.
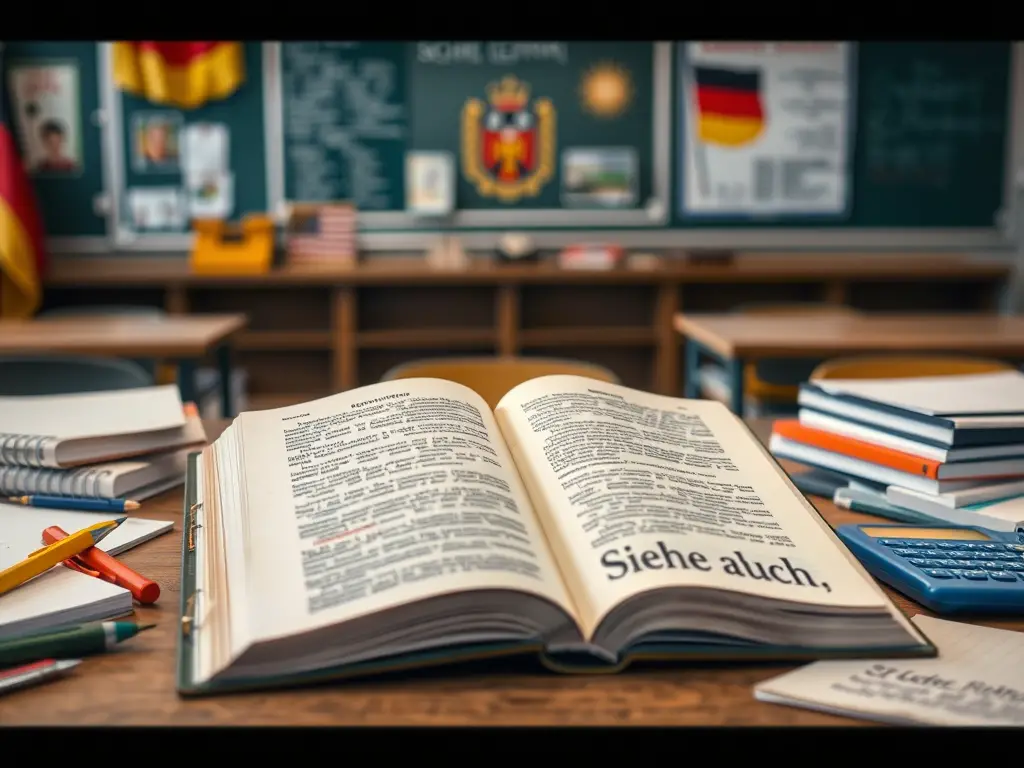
[{"x1": 7, "y1": 495, "x2": 140, "y2": 513}]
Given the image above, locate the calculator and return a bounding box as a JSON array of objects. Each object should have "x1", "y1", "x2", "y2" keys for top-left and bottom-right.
[{"x1": 835, "y1": 524, "x2": 1024, "y2": 615}]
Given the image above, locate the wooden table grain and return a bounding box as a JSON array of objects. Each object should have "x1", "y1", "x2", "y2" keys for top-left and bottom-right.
[{"x1": 2, "y1": 419, "x2": 1021, "y2": 726}]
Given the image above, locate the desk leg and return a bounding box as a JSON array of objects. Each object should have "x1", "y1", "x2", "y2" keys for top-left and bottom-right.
[
  {"x1": 729, "y1": 357, "x2": 745, "y2": 417},
  {"x1": 684, "y1": 339, "x2": 702, "y2": 398},
  {"x1": 216, "y1": 344, "x2": 235, "y2": 418},
  {"x1": 176, "y1": 359, "x2": 198, "y2": 406}
]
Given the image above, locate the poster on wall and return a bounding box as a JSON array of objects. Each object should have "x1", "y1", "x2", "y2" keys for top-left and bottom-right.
[
  {"x1": 679, "y1": 42, "x2": 854, "y2": 218},
  {"x1": 7, "y1": 61, "x2": 83, "y2": 176}
]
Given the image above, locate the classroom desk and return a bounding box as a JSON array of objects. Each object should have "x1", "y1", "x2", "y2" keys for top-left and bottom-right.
[
  {"x1": 674, "y1": 312, "x2": 1024, "y2": 416},
  {"x1": 2, "y1": 418, "x2": 1021, "y2": 726},
  {"x1": 0, "y1": 314, "x2": 247, "y2": 416}
]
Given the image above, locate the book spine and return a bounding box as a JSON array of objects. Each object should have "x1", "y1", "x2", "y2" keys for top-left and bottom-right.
[{"x1": 0, "y1": 434, "x2": 57, "y2": 468}]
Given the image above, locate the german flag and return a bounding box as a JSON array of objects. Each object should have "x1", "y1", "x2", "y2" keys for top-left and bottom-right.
[
  {"x1": 0, "y1": 45, "x2": 47, "y2": 319},
  {"x1": 112, "y1": 42, "x2": 244, "y2": 109},
  {"x1": 693, "y1": 65, "x2": 764, "y2": 147}
]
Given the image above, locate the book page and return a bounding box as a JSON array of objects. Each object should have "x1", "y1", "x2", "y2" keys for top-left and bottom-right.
[
  {"x1": 496, "y1": 375, "x2": 890, "y2": 638},
  {"x1": 234, "y1": 378, "x2": 577, "y2": 644},
  {"x1": 756, "y1": 616, "x2": 1024, "y2": 726}
]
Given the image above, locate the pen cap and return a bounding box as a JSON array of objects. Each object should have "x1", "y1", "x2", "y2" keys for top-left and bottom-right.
[{"x1": 42, "y1": 526, "x2": 161, "y2": 604}]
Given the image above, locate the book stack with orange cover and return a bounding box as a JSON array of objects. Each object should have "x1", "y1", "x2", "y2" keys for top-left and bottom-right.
[{"x1": 768, "y1": 370, "x2": 1024, "y2": 533}]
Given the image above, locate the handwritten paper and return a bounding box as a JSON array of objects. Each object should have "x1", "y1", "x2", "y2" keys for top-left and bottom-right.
[{"x1": 755, "y1": 615, "x2": 1024, "y2": 725}]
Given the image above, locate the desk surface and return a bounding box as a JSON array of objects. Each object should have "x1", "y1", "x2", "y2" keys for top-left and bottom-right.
[
  {"x1": 0, "y1": 314, "x2": 248, "y2": 358},
  {"x1": 2, "y1": 419, "x2": 1022, "y2": 726},
  {"x1": 674, "y1": 313, "x2": 1024, "y2": 360}
]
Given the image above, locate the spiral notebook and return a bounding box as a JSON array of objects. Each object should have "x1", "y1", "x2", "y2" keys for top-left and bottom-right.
[{"x1": 0, "y1": 386, "x2": 203, "y2": 468}]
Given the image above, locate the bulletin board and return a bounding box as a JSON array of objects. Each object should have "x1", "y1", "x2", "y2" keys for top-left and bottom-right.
[
  {"x1": 109, "y1": 41, "x2": 268, "y2": 245},
  {"x1": 4, "y1": 41, "x2": 106, "y2": 240}
]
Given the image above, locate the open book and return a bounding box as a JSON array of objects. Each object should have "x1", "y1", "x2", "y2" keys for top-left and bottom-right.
[{"x1": 179, "y1": 376, "x2": 933, "y2": 695}]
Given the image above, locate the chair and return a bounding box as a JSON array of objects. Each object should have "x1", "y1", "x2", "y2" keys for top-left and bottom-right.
[
  {"x1": 810, "y1": 355, "x2": 1016, "y2": 381},
  {"x1": 697, "y1": 303, "x2": 860, "y2": 415},
  {"x1": 381, "y1": 356, "x2": 621, "y2": 410},
  {"x1": 0, "y1": 355, "x2": 154, "y2": 396}
]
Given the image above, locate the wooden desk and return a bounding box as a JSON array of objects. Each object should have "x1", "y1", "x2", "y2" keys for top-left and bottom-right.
[
  {"x1": 0, "y1": 314, "x2": 248, "y2": 416},
  {"x1": 674, "y1": 313, "x2": 1024, "y2": 416},
  {"x1": 2, "y1": 419, "x2": 1020, "y2": 726}
]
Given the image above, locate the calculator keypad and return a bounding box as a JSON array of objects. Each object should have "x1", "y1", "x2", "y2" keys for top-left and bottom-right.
[{"x1": 877, "y1": 539, "x2": 1024, "y2": 583}]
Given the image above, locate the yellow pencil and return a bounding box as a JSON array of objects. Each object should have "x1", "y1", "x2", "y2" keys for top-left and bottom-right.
[{"x1": 0, "y1": 517, "x2": 126, "y2": 596}]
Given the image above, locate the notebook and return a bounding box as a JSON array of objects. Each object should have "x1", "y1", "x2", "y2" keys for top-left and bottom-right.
[
  {"x1": 178, "y1": 375, "x2": 933, "y2": 696},
  {"x1": 0, "y1": 505, "x2": 174, "y2": 639},
  {"x1": 0, "y1": 447, "x2": 191, "y2": 500},
  {"x1": 799, "y1": 372, "x2": 1024, "y2": 446},
  {"x1": 0, "y1": 385, "x2": 199, "y2": 468},
  {"x1": 755, "y1": 615, "x2": 1024, "y2": 726}
]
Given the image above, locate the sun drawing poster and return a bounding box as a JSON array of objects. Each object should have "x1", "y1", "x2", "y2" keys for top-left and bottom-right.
[{"x1": 680, "y1": 42, "x2": 853, "y2": 217}]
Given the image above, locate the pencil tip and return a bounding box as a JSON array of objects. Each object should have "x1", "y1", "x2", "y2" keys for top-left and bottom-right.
[
  {"x1": 124, "y1": 500, "x2": 141, "y2": 511},
  {"x1": 138, "y1": 624, "x2": 157, "y2": 632},
  {"x1": 113, "y1": 516, "x2": 127, "y2": 525}
]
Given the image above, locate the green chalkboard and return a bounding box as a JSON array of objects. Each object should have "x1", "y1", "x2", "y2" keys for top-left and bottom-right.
[
  {"x1": 118, "y1": 41, "x2": 267, "y2": 234},
  {"x1": 5, "y1": 42, "x2": 106, "y2": 237},
  {"x1": 673, "y1": 42, "x2": 1011, "y2": 228},
  {"x1": 409, "y1": 42, "x2": 654, "y2": 211},
  {"x1": 280, "y1": 42, "x2": 407, "y2": 211}
]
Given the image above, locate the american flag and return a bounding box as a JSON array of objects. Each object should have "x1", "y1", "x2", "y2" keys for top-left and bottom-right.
[{"x1": 287, "y1": 204, "x2": 356, "y2": 264}]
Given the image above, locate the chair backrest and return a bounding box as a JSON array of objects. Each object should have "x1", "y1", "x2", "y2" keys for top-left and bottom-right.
[
  {"x1": 810, "y1": 355, "x2": 1016, "y2": 381},
  {"x1": 0, "y1": 355, "x2": 155, "y2": 396},
  {"x1": 381, "y1": 356, "x2": 621, "y2": 410}
]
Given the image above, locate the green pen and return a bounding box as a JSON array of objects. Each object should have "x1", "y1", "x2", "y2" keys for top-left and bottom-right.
[{"x1": 0, "y1": 621, "x2": 155, "y2": 667}]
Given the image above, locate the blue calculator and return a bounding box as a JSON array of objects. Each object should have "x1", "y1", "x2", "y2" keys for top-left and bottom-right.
[{"x1": 835, "y1": 523, "x2": 1024, "y2": 615}]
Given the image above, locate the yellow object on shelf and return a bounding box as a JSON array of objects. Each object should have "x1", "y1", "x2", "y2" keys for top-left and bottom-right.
[{"x1": 190, "y1": 215, "x2": 274, "y2": 275}]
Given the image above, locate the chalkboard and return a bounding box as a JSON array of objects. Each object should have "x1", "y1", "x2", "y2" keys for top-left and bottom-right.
[
  {"x1": 277, "y1": 42, "x2": 658, "y2": 215},
  {"x1": 117, "y1": 41, "x2": 267, "y2": 236},
  {"x1": 280, "y1": 42, "x2": 407, "y2": 211},
  {"x1": 409, "y1": 42, "x2": 655, "y2": 212},
  {"x1": 5, "y1": 41, "x2": 106, "y2": 238},
  {"x1": 672, "y1": 42, "x2": 1012, "y2": 229}
]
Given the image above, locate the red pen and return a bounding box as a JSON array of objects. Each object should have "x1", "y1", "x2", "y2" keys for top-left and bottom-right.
[{"x1": 43, "y1": 525, "x2": 161, "y2": 604}]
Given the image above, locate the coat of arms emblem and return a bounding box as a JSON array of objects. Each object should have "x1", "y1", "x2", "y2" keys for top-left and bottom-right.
[{"x1": 460, "y1": 76, "x2": 556, "y2": 202}]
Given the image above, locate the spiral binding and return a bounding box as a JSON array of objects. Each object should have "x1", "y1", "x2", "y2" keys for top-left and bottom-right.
[
  {"x1": 0, "y1": 433, "x2": 56, "y2": 468},
  {"x1": 0, "y1": 461, "x2": 113, "y2": 498}
]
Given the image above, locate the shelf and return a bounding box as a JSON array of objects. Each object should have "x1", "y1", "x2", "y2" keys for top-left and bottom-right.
[
  {"x1": 235, "y1": 330, "x2": 332, "y2": 350},
  {"x1": 519, "y1": 327, "x2": 655, "y2": 347},
  {"x1": 357, "y1": 328, "x2": 497, "y2": 349}
]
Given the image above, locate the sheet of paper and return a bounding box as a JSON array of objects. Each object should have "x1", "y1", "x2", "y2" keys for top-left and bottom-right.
[
  {"x1": 186, "y1": 172, "x2": 234, "y2": 219},
  {"x1": 127, "y1": 186, "x2": 187, "y2": 230},
  {"x1": 0, "y1": 503, "x2": 174, "y2": 559},
  {"x1": 755, "y1": 615, "x2": 1024, "y2": 726},
  {"x1": 679, "y1": 42, "x2": 853, "y2": 217},
  {"x1": 182, "y1": 122, "x2": 229, "y2": 177},
  {"x1": 814, "y1": 370, "x2": 1024, "y2": 416}
]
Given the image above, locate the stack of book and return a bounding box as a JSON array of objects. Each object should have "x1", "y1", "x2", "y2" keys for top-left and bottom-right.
[
  {"x1": 0, "y1": 385, "x2": 206, "y2": 503},
  {"x1": 769, "y1": 370, "x2": 1024, "y2": 534}
]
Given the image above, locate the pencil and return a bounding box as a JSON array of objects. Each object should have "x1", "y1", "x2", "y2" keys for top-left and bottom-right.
[
  {"x1": 0, "y1": 659, "x2": 81, "y2": 697},
  {"x1": 0, "y1": 622, "x2": 154, "y2": 666},
  {"x1": 7, "y1": 496, "x2": 140, "y2": 513},
  {"x1": 0, "y1": 517, "x2": 125, "y2": 595}
]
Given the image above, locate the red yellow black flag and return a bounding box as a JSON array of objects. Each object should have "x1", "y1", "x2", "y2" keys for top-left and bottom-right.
[
  {"x1": 112, "y1": 42, "x2": 245, "y2": 109},
  {"x1": 693, "y1": 65, "x2": 765, "y2": 147}
]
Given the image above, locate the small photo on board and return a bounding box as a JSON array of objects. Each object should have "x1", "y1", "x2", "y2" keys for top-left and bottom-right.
[
  {"x1": 561, "y1": 147, "x2": 638, "y2": 209},
  {"x1": 7, "y1": 61, "x2": 83, "y2": 176},
  {"x1": 132, "y1": 112, "x2": 182, "y2": 173},
  {"x1": 126, "y1": 186, "x2": 187, "y2": 231},
  {"x1": 406, "y1": 151, "x2": 454, "y2": 216}
]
